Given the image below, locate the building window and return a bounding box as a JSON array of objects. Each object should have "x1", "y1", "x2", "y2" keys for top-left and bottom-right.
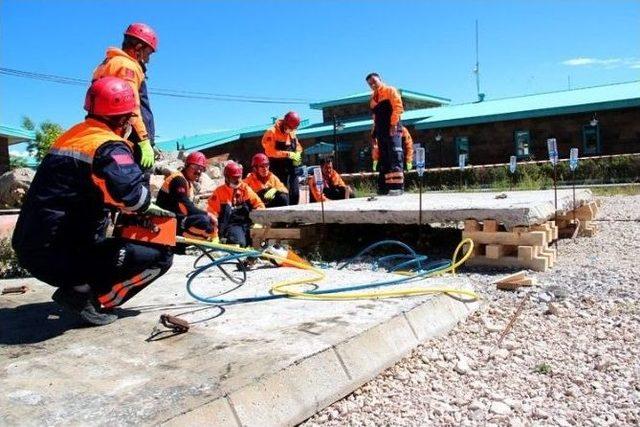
[
  {"x1": 455, "y1": 136, "x2": 469, "y2": 163},
  {"x1": 583, "y1": 125, "x2": 600, "y2": 155},
  {"x1": 514, "y1": 130, "x2": 531, "y2": 158}
]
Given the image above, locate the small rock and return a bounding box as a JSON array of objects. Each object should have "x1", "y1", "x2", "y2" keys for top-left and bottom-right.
[
  {"x1": 489, "y1": 401, "x2": 512, "y2": 415},
  {"x1": 544, "y1": 302, "x2": 560, "y2": 315},
  {"x1": 469, "y1": 400, "x2": 485, "y2": 411},
  {"x1": 454, "y1": 358, "x2": 471, "y2": 375},
  {"x1": 491, "y1": 348, "x2": 510, "y2": 359}
]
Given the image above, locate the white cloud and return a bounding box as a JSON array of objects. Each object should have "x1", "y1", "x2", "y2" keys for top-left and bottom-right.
[
  {"x1": 562, "y1": 57, "x2": 640, "y2": 69},
  {"x1": 9, "y1": 150, "x2": 34, "y2": 158}
]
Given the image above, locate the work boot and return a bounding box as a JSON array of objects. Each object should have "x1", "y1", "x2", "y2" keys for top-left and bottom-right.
[
  {"x1": 388, "y1": 189, "x2": 404, "y2": 196},
  {"x1": 52, "y1": 287, "x2": 117, "y2": 326}
]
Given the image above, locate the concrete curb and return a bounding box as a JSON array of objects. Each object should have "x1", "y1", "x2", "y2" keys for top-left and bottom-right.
[{"x1": 161, "y1": 284, "x2": 478, "y2": 427}]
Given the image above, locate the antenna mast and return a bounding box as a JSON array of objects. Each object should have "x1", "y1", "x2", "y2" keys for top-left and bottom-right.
[{"x1": 474, "y1": 19, "x2": 481, "y2": 100}]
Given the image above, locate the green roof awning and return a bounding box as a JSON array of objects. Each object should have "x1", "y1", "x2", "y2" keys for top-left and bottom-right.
[{"x1": 304, "y1": 141, "x2": 352, "y2": 156}]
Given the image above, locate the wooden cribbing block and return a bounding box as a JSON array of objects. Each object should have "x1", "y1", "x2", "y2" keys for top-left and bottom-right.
[
  {"x1": 466, "y1": 255, "x2": 549, "y2": 272},
  {"x1": 530, "y1": 223, "x2": 553, "y2": 244},
  {"x1": 486, "y1": 244, "x2": 506, "y2": 259},
  {"x1": 464, "y1": 219, "x2": 481, "y2": 232},
  {"x1": 462, "y1": 230, "x2": 547, "y2": 247},
  {"x1": 492, "y1": 270, "x2": 526, "y2": 284},
  {"x1": 518, "y1": 245, "x2": 536, "y2": 261},
  {"x1": 483, "y1": 219, "x2": 498, "y2": 232}
]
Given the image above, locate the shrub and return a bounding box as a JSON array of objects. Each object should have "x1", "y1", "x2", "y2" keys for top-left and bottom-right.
[{"x1": 0, "y1": 238, "x2": 30, "y2": 279}]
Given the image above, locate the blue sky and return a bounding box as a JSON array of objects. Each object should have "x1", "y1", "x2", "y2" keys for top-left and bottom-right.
[{"x1": 2, "y1": 0, "x2": 639, "y2": 148}]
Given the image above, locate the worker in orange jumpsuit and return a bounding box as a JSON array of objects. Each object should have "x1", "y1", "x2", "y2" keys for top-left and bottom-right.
[
  {"x1": 366, "y1": 72, "x2": 405, "y2": 195},
  {"x1": 207, "y1": 162, "x2": 265, "y2": 247},
  {"x1": 308, "y1": 158, "x2": 356, "y2": 202},
  {"x1": 244, "y1": 153, "x2": 289, "y2": 208},
  {"x1": 12, "y1": 77, "x2": 174, "y2": 326},
  {"x1": 372, "y1": 125, "x2": 414, "y2": 172},
  {"x1": 92, "y1": 23, "x2": 158, "y2": 170},
  {"x1": 155, "y1": 151, "x2": 217, "y2": 246},
  {"x1": 261, "y1": 111, "x2": 303, "y2": 205}
]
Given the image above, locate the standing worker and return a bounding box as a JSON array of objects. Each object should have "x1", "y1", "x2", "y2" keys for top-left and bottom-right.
[
  {"x1": 244, "y1": 153, "x2": 289, "y2": 208},
  {"x1": 155, "y1": 151, "x2": 217, "y2": 242},
  {"x1": 308, "y1": 158, "x2": 356, "y2": 202},
  {"x1": 372, "y1": 125, "x2": 414, "y2": 172},
  {"x1": 366, "y1": 72, "x2": 405, "y2": 195},
  {"x1": 207, "y1": 162, "x2": 265, "y2": 247},
  {"x1": 261, "y1": 111, "x2": 303, "y2": 205},
  {"x1": 92, "y1": 23, "x2": 159, "y2": 170},
  {"x1": 12, "y1": 77, "x2": 174, "y2": 326}
]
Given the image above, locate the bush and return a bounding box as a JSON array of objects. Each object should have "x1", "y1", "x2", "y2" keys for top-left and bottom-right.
[
  {"x1": 0, "y1": 238, "x2": 30, "y2": 279},
  {"x1": 345, "y1": 155, "x2": 640, "y2": 191}
]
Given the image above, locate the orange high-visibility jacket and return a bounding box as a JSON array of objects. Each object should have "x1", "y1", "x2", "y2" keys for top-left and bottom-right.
[
  {"x1": 307, "y1": 169, "x2": 347, "y2": 202},
  {"x1": 261, "y1": 119, "x2": 303, "y2": 159},
  {"x1": 92, "y1": 48, "x2": 148, "y2": 141},
  {"x1": 244, "y1": 172, "x2": 288, "y2": 193},
  {"x1": 206, "y1": 182, "x2": 265, "y2": 216},
  {"x1": 372, "y1": 126, "x2": 414, "y2": 163},
  {"x1": 370, "y1": 84, "x2": 404, "y2": 128}
]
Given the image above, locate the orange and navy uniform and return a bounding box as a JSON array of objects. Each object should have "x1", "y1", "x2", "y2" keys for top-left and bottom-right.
[
  {"x1": 207, "y1": 182, "x2": 265, "y2": 217},
  {"x1": 92, "y1": 47, "x2": 154, "y2": 143},
  {"x1": 156, "y1": 172, "x2": 215, "y2": 240},
  {"x1": 307, "y1": 169, "x2": 347, "y2": 203},
  {"x1": 372, "y1": 126, "x2": 414, "y2": 166},
  {"x1": 244, "y1": 172, "x2": 288, "y2": 194},
  {"x1": 261, "y1": 119, "x2": 302, "y2": 159},
  {"x1": 12, "y1": 118, "x2": 171, "y2": 309},
  {"x1": 370, "y1": 84, "x2": 405, "y2": 192},
  {"x1": 370, "y1": 84, "x2": 404, "y2": 134}
]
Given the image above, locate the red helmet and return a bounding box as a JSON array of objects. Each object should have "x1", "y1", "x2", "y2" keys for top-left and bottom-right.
[
  {"x1": 185, "y1": 151, "x2": 207, "y2": 168},
  {"x1": 84, "y1": 76, "x2": 136, "y2": 116},
  {"x1": 283, "y1": 111, "x2": 301, "y2": 129},
  {"x1": 224, "y1": 161, "x2": 243, "y2": 179},
  {"x1": 124, "y1": 23, "x2": 158, "y2": 51},
  {"x1": 251, "y1": 153, "x2": 269, "y2": 168}
]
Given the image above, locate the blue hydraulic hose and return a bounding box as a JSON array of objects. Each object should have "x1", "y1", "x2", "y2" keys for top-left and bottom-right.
[{"x1": 186, "y1": 240, "x2": 452, "y2": 305}]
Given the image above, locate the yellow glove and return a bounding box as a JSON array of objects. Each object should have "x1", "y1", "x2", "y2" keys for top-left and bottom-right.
[
  {"x1": 288, "y1": 151, "x2": 302, "y2": 166},
  {"x1": 143, "y1": 202, "x2": 175, "y2": 217},
  {"x1": 138, "y1": 139, "x2": 155, "y2": 168},
  {"x1": 406, "y1": 162, "x2": 413, "y2": 171},
  {"x1": 210, "y1": 236, "x2": 220, "y2": 244},
  {"x1": 264, "y1": 188, "x2": 277, "y2": 200},
  {"x1": 372, "y1": 160, "x2": 378, "y2": 171}
]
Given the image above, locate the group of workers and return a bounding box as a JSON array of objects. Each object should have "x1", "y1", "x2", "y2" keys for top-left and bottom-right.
[{"x1": 11, "y1": 24, "x2": 412, "y2": 327}]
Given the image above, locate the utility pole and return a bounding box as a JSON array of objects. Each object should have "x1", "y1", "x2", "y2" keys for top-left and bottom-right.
[{"x1": 474, "y1": 19, "x2": 481, "y2": 101}]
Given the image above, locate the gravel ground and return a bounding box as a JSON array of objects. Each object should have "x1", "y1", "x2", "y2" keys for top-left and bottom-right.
[{"x1": 303, "y1": 195, "x2": 640, "y2": 426}]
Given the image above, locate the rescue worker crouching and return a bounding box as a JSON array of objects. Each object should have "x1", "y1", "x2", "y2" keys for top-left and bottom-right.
[
  {"x1": 92, "y1": 23, "x2": 158, "y2": 170},
  {"x1": 308, "y1": 158, "x2": 356, "y2": 202},
  {"x1": 155, "y1": 151, "x2": 217, "y2": 250},
  {"x1": 207, "y1": 162, "x2": 265, "y2": 247},
  {"x1": 11, "y1": 77, "x2": 174, "y2": 326},
  {"x1": 261, "y1": 111, "x2": 303, "y2": 205},
  {"x1": 366, "y1": 72, "x2": 405, "y2": 195},
  {"x1": 244, "y1": 153, "x2": 289, "y2": 208}
]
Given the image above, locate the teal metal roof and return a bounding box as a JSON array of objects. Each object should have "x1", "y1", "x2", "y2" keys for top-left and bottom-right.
[
  {"x1": 0, "y1": 124, "x2": 35, "y2": 144},
  {"x1": 156, "y1": 119, "x2": 312, "y2": 151},
  {"x1": 414, "y1": 81, "x2": 640, "y2": 130},
  {"x1": 309, "y1": 89, "x2": 451, "y2": 110},
  {"x1": 304, "y1": 141, "x2": 353, "y2": 155}
]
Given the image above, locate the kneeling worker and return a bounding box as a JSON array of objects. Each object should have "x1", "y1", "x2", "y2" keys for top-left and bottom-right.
[
  {"x1": 308, "y1": 158, "x2": 356, "y2": 202},
  {"x1": 207, "y1": 161, "x2": 265, "y2": 247},
  {"x1": 12, "y1": 77, "x2": 174, "y2": 326},
  {"x1": 155, "y1": 151, "x2": 217, "y2": 244},
  {"x1": 244, "y1": 153, "x2": 289, "y2": 208}
]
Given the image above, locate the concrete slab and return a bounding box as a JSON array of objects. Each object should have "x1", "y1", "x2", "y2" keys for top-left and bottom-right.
[
  {"x1": 250, "y1": 189, "x2": 594, "y2": 229},
  {"x1": 1, "y1": 254, "x2": 477, "y2": 426}
]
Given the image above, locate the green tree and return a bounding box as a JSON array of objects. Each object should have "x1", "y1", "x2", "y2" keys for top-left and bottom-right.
[
  {"x1": 21, "y1": 116, "x2": 64, "y2": 161},
  {"x1": 9, "y1": 155, "x2": 28, "y2": 170}
]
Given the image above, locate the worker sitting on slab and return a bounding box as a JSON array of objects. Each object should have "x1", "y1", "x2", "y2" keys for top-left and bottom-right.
[
  {"x1": 207, "y1": 161, "x2": 265, "y2": 247},
  {"x1": 366, "y1": 72, "x2": 405, "y2": 195},
  {"x1": 92, "y1": 23, "x2": 158, "y2": 170},
  {"x1": 372, "y1": 125, "x2": 414, "y2": 172},
  {"x1": 155, "y1": 151, "x2": 217, "y2": 245},
  {"x1": 11, "y1": 77, "x2": 174, "y2": 326},
  {"x1": 261, "y1": 111, "x2": 303, "y2": 205},
  {"x1": 308, "y1": 158, "x2": 356, "y2": 203},
  {"x1": 244, "y1": 153, "x2": 289, "y2": 208}
]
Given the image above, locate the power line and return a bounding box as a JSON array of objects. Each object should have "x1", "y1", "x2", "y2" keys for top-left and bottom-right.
[{"x1": 0, "y1": 67, "x2": 311, "y2": 105}]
